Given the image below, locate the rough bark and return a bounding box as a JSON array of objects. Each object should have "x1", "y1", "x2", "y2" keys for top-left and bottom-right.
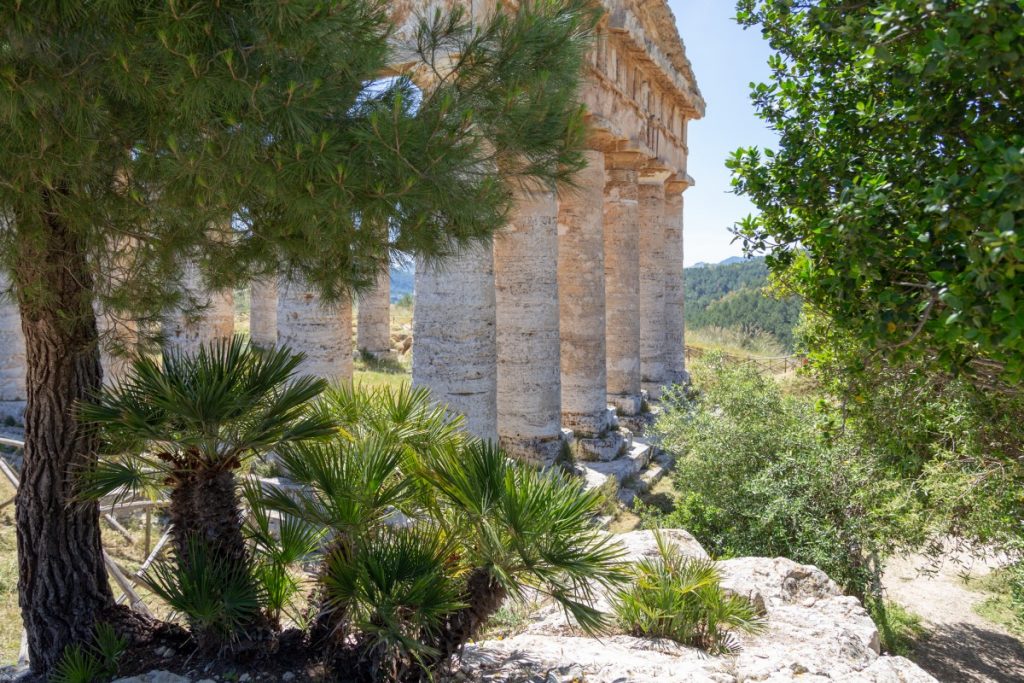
[
  {"x1": 13, "y1": 196, "x2": 115, "y2": 675},
  {"x1": 431, "y1": 567, "x2": 507, "y2": 667}
]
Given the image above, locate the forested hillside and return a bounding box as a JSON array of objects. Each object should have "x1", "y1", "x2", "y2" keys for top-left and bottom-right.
[{"x1": 685, "y1": 257, "x2": 801, "y2": 351}]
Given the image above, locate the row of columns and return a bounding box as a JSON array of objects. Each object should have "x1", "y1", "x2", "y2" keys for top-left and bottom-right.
[{"x1": 413, "y1": 148, "x2": 688, "y2": 464}]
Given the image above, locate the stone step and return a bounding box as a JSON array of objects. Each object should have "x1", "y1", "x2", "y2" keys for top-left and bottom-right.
[{"x1": 582, "y1": 440, "x2": 652, "y2": 483}]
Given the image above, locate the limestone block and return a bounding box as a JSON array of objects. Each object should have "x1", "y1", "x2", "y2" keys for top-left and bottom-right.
[
  {"x1": 664, "y1": 187, "x2": 687, "y2": 383},
  {"x1": 162, "y1": 263, "x2": 234, "y2": 357},
  {"x1": 356, "y1": 271, "x2": 392, "y2": 357},
  {"x1": 494, "y1": 188, "x2": 563, "y2": 465},
  {"x1": 558, "y1": 149, "x2": 612, "y2": 437},
  {"x1": 604, "y1": 166, "x2": 642, "y2": 413},
  {"x1": 249, "y1": 278, "x2": 278, "y2": 348},
  {"x1": 639, "y1": 177, "x2": 669, "y2": 398},
  {"x1": 0, "y1": 276, "x2": 26, "y2": 402},
  {"x1": 412, "y1": 245, "x2": 498, "y2": 442},
  {"x1": 276, "y1": 280, "x2": 352, "y2": 383}
]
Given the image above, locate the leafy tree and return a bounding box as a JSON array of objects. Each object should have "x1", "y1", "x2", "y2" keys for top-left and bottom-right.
[
  {"x1": 729, "y1": 1, "x2": 1024, "y2": 384},
  {"x1": 1, "y1": 0, "x2": 599, "y2": 671}
]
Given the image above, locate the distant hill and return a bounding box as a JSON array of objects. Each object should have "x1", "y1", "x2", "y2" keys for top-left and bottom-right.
[
  {"x1": 685, "y1": 256, "x2": 801, "y2": 350},
  {"x1": 390, "y1": 265, "x2": 414, "y2": 302}
]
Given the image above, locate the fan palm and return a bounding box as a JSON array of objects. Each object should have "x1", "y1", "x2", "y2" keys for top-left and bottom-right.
[
  {"x1": 78, "y1": 337, "x2": 334, "y2": 646},
  {"x1": 257, "y1": 385, "x2": 628, "y2": 680}
]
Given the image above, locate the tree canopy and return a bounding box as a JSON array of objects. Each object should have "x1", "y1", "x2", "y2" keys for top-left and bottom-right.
[{"x1": 729, "y1": 0, "x2": 1024, "y2": 384}]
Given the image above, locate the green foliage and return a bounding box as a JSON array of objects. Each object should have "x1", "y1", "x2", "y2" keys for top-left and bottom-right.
[
  {"x1": 867, "y1": 600, "x2": 928, "y2": 657},
  {"x1": 79, "y1": 337, "x2": 332, "y2": 502},
  {"x1": 612, "y1": 531, "x2": 765, "y2": 655},
  {"x1": 254, "y1": 385, "x2": 627, "y2": 681},
  {"x1": 685, "y1": 258, "x2": 801, "y2": 350},
  {"x1": 730, "y1": 1, "x2": 1024, "y2": 383},
  {"x1": 648, "y1": 356, "x2": 927, "y2": 599},
  {"x1": 52, "y1": 623, "x2": 127, "y2": 683},
  {"x1": 971, "y1": 562, "x2": 1024, "y2": 636},
  {"x1": 1, "y1": 0, "x2": 600, "y2": 315},
  {"x1": 142, "y1": 536, "x2": 264, "y2": 641}
]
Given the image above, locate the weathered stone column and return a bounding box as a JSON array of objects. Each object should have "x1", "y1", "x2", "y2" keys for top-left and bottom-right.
[
  {"x1": 604, "y1": 159, "x2": 642, "y2": 415},
  {"x1": 0, "y1": 275, "x2": 26, "y2": 413},
  {"x1": 249, "y1": 278, "x2": 278, "y2": 349},
  {"x1": 558, "y1": 150, "x2": 611, "y2": 437},
  {"x1": 277, "y1": 280, "x2": 352, "y2": 382},
  {"x1": 97, "y1": 312, "x2": 138, "y2": 386},
  {"x1": 357, "y1": 271, "x2": 392, "y2": 358},
  {"x1": 494, "y1": 187, "x2": 563, "y2": 465},
  {"x1": 413, "y1": 247, "x2": 498, "y2": 442},
  {"x1": 163, "y1": 263, "x2": 235, "y2": 356},
  {"x1": 639, "y1": 172, "x2": 670, "y2": 398},
  {"x1": 664, "y1": 179, "x2": 689, "y2": 384}
]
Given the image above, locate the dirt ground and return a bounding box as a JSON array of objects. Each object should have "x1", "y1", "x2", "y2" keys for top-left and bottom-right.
[{"x1": 884, "y1": 549, "x2": 1024, "y2": 682}]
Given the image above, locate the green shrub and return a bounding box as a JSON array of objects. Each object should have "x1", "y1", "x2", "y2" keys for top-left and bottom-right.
[
  {"x1": 52, "y1": 623, "x2": 126, "y2": 683},
  {"x1": 648, "y1": 356, "x2": 927, "y2": 599},
  {"x1": 612, "y1": 532, "x2": 765, "y2": 654}
]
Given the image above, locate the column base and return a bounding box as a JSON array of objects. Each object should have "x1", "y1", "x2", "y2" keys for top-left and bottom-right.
[
  {"x1": 358, "y1": 347, "x2": 398, "y2": 363},
  {"x1": 642, "y1": 381, "x2": 664, "y2": 400},
  {"x1": 499, "y1": 434, "x2": 566, "y2": 468},
  {"x1": 574, "y1": 430, "x2": 629, "y2": 462},
  {"x1": 608, "y1": 393, "x2": 643, "y2": 416}
]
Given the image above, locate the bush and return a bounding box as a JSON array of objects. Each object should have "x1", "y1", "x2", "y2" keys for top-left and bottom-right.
[
  {"x1": 646, "y1": 355, "x2": 927, "y2": 599},
  {"x1": 613, "y1": 532, "x2": 765, "y2": 654}
]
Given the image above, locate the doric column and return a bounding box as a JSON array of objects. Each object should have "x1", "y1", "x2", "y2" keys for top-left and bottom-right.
[
  {"x1": 163, "y1": 263, "x2": 235, "y2": 356},
  {"x1": 249, "y1": 278, "x2": 278, "y2": 349},
  {"x1": 413, "y1": 246, "x2": 498, "y2": 442},
  {"x1": 639, "y1": 172, "x2": 671, "y2": 398},
  {"x1": 0, "y1": 275, "x2": 26, "y2": 406},
  {"x1": 604, "y1": 157, "x2": 643, "y2": 415},
  {"x1": 664, "y1": 178, "x2": 689, "y2": 384},
  {"x1": 357, "y1": 271, "x2": 392, "y2": 358},
  {"x1": 494, "y1": 187, "x2": 563, "y2": 465},
  {"x1": 558, "y1": 149, "x2": 611, "y2": 437},
  {"x1": 277, "y1": 280, "x2": 352, "y2": 382}
]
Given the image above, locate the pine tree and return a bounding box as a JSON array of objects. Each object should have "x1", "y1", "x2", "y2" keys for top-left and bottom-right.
[{"x1": 0, "y1": 0, "x2": 598, "y2": 672}]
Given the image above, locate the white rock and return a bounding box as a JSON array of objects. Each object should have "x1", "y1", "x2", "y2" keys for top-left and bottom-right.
[{"x1": 112, "y1": 672, "x2": 190, "y2": 683}]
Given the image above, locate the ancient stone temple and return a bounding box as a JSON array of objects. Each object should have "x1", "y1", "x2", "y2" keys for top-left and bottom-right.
[
  {"x1": 0, "y1": 0, "x2": 703, "y2": 467},
  {"x1": 409, "y1": 0, "x2": 704, "y2": 464}
]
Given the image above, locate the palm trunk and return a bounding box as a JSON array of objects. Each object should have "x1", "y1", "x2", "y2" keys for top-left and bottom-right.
[
  {"x1": 13, "y1": 196, "x2": 114, "y2": 675},
  {"x1": 430, "y1": 567, "x2": 507, "y2": 668}
]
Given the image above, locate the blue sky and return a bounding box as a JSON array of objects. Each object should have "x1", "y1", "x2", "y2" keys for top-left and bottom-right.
[{"x1": 667, "y1": 1, "x2": 778, "y2": 266}]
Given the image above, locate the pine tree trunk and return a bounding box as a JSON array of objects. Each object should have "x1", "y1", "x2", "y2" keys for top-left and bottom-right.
[{"x1": 13, "y1": 196, "x2": 114, "y2": 675}]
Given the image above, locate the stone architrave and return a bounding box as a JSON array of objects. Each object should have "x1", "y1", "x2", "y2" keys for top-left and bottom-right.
[
  {"x1": 494, "y1": 187, "x2": 563, "y2": 465},
  {"x1": 413, "y1": 246, "x2": 498, "y2": 442},
  {"x1": 249, "y1": 278, "x2": 278, "y2": 349},
  {"x1": 162, "y1": 262, "x2": 235, "y2": 356},
  {"x1": 604, "y1": 161, "x2": 643, "y2": 415},
  {"x1": 558, "y1": 149, "x2": 612, "y2": 437},
  {"x1": 357, "y1": 271, "x2": 393, "y2": 358},
  {"x1": 276, "y1": 280, "x2": 353, "y2": 382},
  {"x1": 638, "y1": 172, "x2": 671, "y2": 398}
]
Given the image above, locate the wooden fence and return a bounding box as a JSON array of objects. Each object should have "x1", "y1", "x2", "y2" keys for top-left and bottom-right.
[{"x1": 684, "y1": 345, "x2": 805, "y2": 375}]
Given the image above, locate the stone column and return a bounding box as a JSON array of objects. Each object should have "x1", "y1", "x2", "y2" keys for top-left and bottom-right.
[
  {"x1": 277, "y1": 280, "x2": 353, "y2": 382},
  {"x1": 357, "y1": 271, "x2": 392, "y2": 358},
  {"x1": 664, "y1": 180, "x2": 689, "y2": 384},
  {"x1": 558, "y1": 150, "x2": 612, "y2": 437},
  {"x1": 249, "y1": 278, "x2": 278, "y2": 349},
  {"x1": 0, "y1": 275, "x2": 26, "y2": 412},
  {"x1": 494, "y1": 187, "x2": 563, "y2": 465},
  {"x1": 639, "y1": 173, "x2": 670, "y2": 398},
  {"x1": 604, "y1": 160, "x2": 642, "y2": 415},
  {"x1": 163, "y1": 263, "x2": 235, "y2": 356},
  {"x1": 97, "y1": 312, "x2": 138, "y2": 386},
  {"x1": 413, "y1": 246, "x2": 498, "y2": 442}
]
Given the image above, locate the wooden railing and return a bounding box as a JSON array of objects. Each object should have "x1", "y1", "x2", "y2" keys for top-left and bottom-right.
[{"x1": 684, "y1": 345, "x2": 805, "y2": 375}]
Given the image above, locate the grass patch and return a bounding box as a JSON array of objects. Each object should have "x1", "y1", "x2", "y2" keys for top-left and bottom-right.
[
  {"x1": 686, "y1": 326, "x2": 788, "y2": 358},
  {"x1": 869, "y1": 599, "x2": 929, "y2": 657},
  {"x1": 478, "y1": 599, "x2": 539, "y2": 640},
  {"x1": 967, "y1": 566, "x2": 1024, "y2": 637}
]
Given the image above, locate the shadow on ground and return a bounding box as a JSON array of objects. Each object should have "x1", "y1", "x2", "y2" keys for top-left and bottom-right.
[{"x1": 912, "y1": 622, "x2": 1024, "y2": 683}]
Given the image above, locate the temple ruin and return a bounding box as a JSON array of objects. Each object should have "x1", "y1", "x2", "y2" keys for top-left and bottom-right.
[{"x1": 0, "y1": 0, "x2": 704, "y2": 467}]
